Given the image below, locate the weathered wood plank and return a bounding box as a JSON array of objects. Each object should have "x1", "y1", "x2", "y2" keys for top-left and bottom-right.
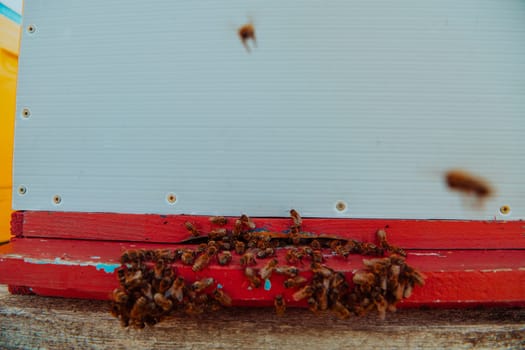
[
  {"x1": 0, "y1": 285, "x2": 523, "y2": 350},
  {"x1": 15, "y1": 211, "x2": 525, "y2": 248}
]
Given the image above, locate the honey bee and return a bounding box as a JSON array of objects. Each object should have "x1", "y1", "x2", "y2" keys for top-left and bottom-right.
[
  {"x1": 206, "y1": 244, "x2": 218, "y2": 257},
  {"x1": 158, "y1": 276, "x2": 172, "y2": 294},
  {"x1": 209, "y1": 228, "x2": 227, "y2": 240},
  {"x1": 112, "y1": 288, "x2": 128, "y2": 303},
  {"x1": 217, "y1": 251, "x2": 232, "y2": 266},
  {"x1": 181, "y1": 249, "x2": 195, "y2": 265},
  {"x1": 192, "y1": 252, "x2": 211, "y2": 272},
  {"x1": 311, "y1": 263, "x2": 333, "y2": 278},
  {"x1": 124, "y1": 269, "x2": 144, "y2": 290},
  {"x1": 238, "y1": 23, "x2": 257, "y2": 53},
  {"x1": 374, "y1": 295, "x2": 388, "y2": 320},
  {"x1": 240, "y1": 214, "x2": 256, "y2": 230},
  {"x1": 233, "y1": 219, "x2": 243, "y2": 237},
  {"x1": 234, "y1": 241, "x2": 246, "y2": 255},
  {"x1": 244, "y1": 267, "x2": 262, "y2": 288},
  {"x1": 259, "y1": 258, "x2": 278, "y2": 280},
  {"x1": 290, "y1": 209, "x2": 302, "y2": 234},
  {"x1": 361, "y1": 242, "x2": 384, "y2": 256},
  {"x1": 283, "y1": 275, "x2": 308, "y2": 288},
  {"x1": 154, "y1": 292, "x2": 173, "y2": 311},
  {"x1": 292, "y1": 285, "x2": 314, "y2": 301},
  {"x1": 332, "y1": 301, "x2": 351, "y2": 320},
  {"x1": 310, "y1": 239, "x2": 321, "y2": 250},
  {"x1": 239, "y1": 252, "x2": 256, "y2": 266},
  {"x1": 166, "y1": 276, "x2": 185, "y2": 302},
  {"x1": 213, "y1": 289, "x2": 232, "y2": 307},
  {"x1": 256, "y1": 247, "x2": 275, "y2": 259},
  {"x1": 209, "y1": 216, "x2": 228, "y2": 226},
  {"x1": 285, "y1": 248, "x2": 304, "y2": 265},
  {"x1": 154, "y1": 259, "x2": 165, "y2": 280},
  {"x1": 155, "y1": 249, "x2": 175, "y2": 263},
  {"x1": 191, "y1": 277, "x2": 215, "y2": 293},
  {"x1": 317, "y1": 278, "x2": 330, "y2": 311},
  {"x1": 117, "y1": 267, "x2": 127, "y2": 285},
  {"x1": 184, "y1": 221, "x2": 200, "y2": 237},
  {"x1": 307, "y1": 297, "x2": 319, "y2": 314},
  {"x1": 334, "y1": 245, "x2": 350, "y2": 259},
  {"x1": 274, "y1": 295, "x2": 286, "y2": 316},
  {"x1": 445, "y1": 169, "x2": 493, "y2": 204},
  {"x1": 184, "y1": 302, "x2": 204, "y2": 316},
  {"x1": 352, "y1": 270, "x2": 376, "y2": 286},
  {"x1": 275, "y1": 265, "x2": 299, "y2": 277},
  {"x1": 376, "y1": 229, "x2": 406, "y2": 257},
  {"x1": 130, "y1": 296, "x2": 149, "y2": 321},
  {"x1": 311, "y1": 250, "x2": 324, "y2": 263}
]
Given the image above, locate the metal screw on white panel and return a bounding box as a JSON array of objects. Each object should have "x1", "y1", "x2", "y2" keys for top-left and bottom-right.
[
  {"x1": 53, "y1": 195, "x2": 62, "y2": 205},
  {"x1": 166, "y1": 193, "x2": 177, "y2": 204},
  {"x1": 17, "y1": 186, "x2": 27, "y2": 195},
  {"x1": 499, "y1": 205, "x2": 511, "y2": 216},
  {"x1": 26, "y1": 24, "x2": 37, "y2": 34},
  {"x1": 21, "y1": 108, "x2": 31, "y2": 119},
  {"x1": 335, "y1": 201, "x2": 347, "y2": 212}
]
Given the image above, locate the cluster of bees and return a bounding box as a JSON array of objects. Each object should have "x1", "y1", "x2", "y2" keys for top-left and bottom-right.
[{"x1": 111, "y1": 210, "x2": 425, "y2": 328}]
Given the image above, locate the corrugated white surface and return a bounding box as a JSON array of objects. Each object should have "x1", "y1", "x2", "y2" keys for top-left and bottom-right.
[{"x1": 13, "y1": 0, "x2": 525, "y2": 219}]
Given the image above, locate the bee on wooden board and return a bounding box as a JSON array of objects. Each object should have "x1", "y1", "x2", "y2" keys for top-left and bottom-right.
[
  {"x1": 274, "y1": 295, "x2": 286, "y2": 317},
  {"x1": 245, "y1": 267, "x2": 262, "y2": 288},
  {"x1": 213, "y1": 289, "x2": 233, "y2": 307},
  {"x1": 184, "y1": 221, "x2": 200, "y2": 237}
]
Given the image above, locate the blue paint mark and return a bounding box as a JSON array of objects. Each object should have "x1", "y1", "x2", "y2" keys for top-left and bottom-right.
[
  {"x1": 264, "y1": 279, "x2": 271, "y2": 291},
  {"x1": 0, "y1": 3, "x2": 22, "y2": 24},
  {"x1": 95, "y1": 263, "x2": 120, "y2": 274},
  {"x1": 217, "y1": 284, "x2": 223, "y2": 289}
]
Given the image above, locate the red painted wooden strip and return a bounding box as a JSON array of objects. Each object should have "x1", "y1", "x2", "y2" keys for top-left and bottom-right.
[
  {"x1": 1, "y1": 238, "x2": 524, "y2": 306},
  {"x1": 16, "y1": 211, "x2": 525, "y2": 249}
]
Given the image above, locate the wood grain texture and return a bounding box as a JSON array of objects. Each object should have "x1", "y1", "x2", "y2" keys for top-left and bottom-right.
[
  {"x1": 16, "y1": 211, "x2": 525, "y2": 248},
  {"x1": 0, "y1": 285, "x2": 524, "y2": 350}
]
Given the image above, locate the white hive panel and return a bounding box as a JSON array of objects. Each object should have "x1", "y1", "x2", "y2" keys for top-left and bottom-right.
[{"x1": 13, "y1": 0, "x2": 525, "y2": 219}]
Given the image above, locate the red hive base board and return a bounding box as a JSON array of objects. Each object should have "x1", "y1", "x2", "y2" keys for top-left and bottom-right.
[{"x1": 1, "y1": 211, "x2": 524, "y2": 307}]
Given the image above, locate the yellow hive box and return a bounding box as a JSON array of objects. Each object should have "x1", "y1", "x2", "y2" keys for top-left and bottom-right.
[{"x1": 0, "y1": 11, "x2": 20, "y2": 242}]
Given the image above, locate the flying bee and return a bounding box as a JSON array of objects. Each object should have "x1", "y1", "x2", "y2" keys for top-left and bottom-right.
[
  {"x1": 209, "y1": 216, "x2": 228, "y2": 226},
  {"x1": 192, "y1": 252, "x2": 211, "y2": 272},
  {"x1": 191, "y1": 277, "x2": 215, "y2": 293},
  {"x1": 245, "y1": 267, "x2": 262, "y2": 288},
  {"x1": 284, "y1": 275, "x2": 308, "y2": 288},
  {"x1": 154, "y1": 292, "x2": 173, "y2": 311},
  {"x1": 238, "y1": 22, "x2": 257, "y2": 53},
  {"x1": 445, "y1": 169, "x2": 493, "y2": 206},
  {"x1": 166, "y1": 276, "x2": 185, "y2": 302},
  {"x1": 181, "y1": 249, "x2": 195, "y2": 265},
  {"x1": 234, "y1": 241, "x2": 246, "y2": 255},
  {"x1": 184, "y1": 221, "x2": 200, "y2": 237},
  {"x1": 213, "y1": 289, "x2": 232, "y2": 307},
  {"x1": 112, "y1": 288, "x2": 128, "y2": 303},
  {"x1": 275, "y1": 265, "x2": 299, "y2": 277},
  {"x1": 292, "y1": 285, "x2": 314, "y2": 301},
  {"x1": 217, "y1": 251, "x2": 233, "y2": 266},
  {"x1": 259, "y1": 258, "x2": 278, "y2": 280},
  {"x1": 274, "y1": 295, "x2": 286, "y2": 316},
  {"x1": 239, "y1": 252, "x2": 256, "y2": 266},
  {"x1": 332, "y1": 301, "x2": 351, "y2": 320}
]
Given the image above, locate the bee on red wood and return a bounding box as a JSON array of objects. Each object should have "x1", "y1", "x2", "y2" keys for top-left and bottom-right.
[
  {"x1": 310, "y1": 239, "x2": 321, "y2": 250},
  {"x1": 154, "y1": 292, "x2": 173, "y2": 311},
  {"x1": 283, "y1": 276, "x2": 308, "y2": 288},
  {"x1": 209, "y1": 216, "x2": 228, "y2": 226},
  {"x1": 192, "y1": 252, "x2": 212, "y2": 272},
  {"x1": 213, "y1": 289, "x2": 232, "y2": 307},
  {"x1": 240, "y1": 214, "x2": 256, "y2": 230},
  {"x1": 274, "y1": 294, "x2": 286, "y2": 316},
  {"x1": 256, "y1": 247, "x2": 275, "y2": 259},
  {"x1": 292, "y1": 285, "x2": 314, "y2": 301},
  {"x1": 239, "y1": 252, "x2": 256, "y2": 266},
  {"x1": 184, "y1": 221, "x2": 200, "y2": 237},
  {"x1": 209, "y1": 228, "x2": 228, "y2": 240},
  {"x1": 166, "y1": 276, "x2": 185, "y2": 302},
  {"x1": 112, "y1": 288, "x2": 128, "y2": 303},
  {"x1": 332, "y1": 301, "x2": 351, "y2": 320},
  {"x1": 181, "y1": 249, "x2": 195, "y2": 265},
  {"x1": 275, "y1": 265, "x2": 299, "y2": 277},
  {"x1": 245, "y1": 267, "x2": 262, "y2": 288},
  {"x1": 234, "y1": 241, "x2": 246, "y2": 255},
  {"x1": 191, "y1": 277, "x2": 215, "y2": 293},
  {"x1": 217, "y1": 251, "x2": 233, "y2": 266},
  {"x1": 259, "y1": 258, "x2": 278, "y2": 280}
]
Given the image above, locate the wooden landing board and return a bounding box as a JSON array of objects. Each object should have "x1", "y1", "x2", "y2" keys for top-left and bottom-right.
[
  {"x1": 0, "y1": 238, "x2": 524, "y2": 306},
  {"x1": 12, "y1": 211, "x2": 525, "y2": 248},
  {"x1": 1, "y1": 285, "x2": 524, "y2": 349}
]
